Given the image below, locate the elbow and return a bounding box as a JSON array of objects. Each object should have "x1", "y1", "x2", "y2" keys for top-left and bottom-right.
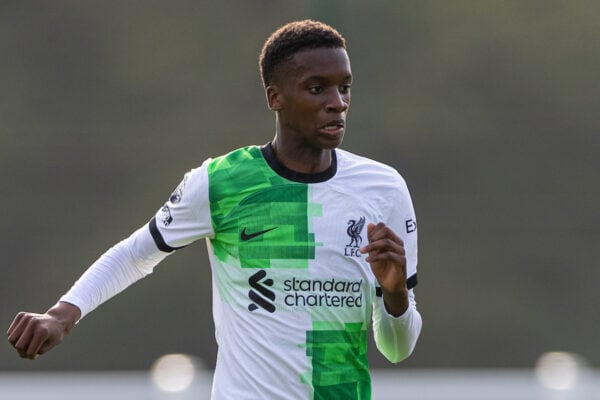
[
  {"x1": 376, "y1": 308, "x2": 422, "y2": 364},
  {"x1": 386, "y1": 341, "x2": 417, "y2": 364}
]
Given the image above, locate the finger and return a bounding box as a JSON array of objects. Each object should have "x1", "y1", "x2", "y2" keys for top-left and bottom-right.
[
  {"x1": 367, "y1": 222, "x2": 390, "y2": 242},
  {"x1": 362, "y1": 238, "x2": 404, "y2": 257},
  {"x1": 360, "y1": 223, "x2": 382, "y2": 253},
  {"x1": 366, "y1": 250, "x2": 406, "y2": 265},
  {"x1": 25, "y1": 326, "x2": 50, "y2": 359},
  {"x1": 7, "y1": 312, "x2": 25, "y2": 337},
  {"x1": 38, "y1": 341, "x2": 56, "y2": 355},
  {"x1": 368, "y1": 222, "x2": 403, "y2": 245},
  {"x1": 367, "y1": 237, "x2": 404, "y2": 252},
  {"x1": 14, "y1": 320, "x2": 37, "y2": 358},
  {"x1": 7, "y1": 313, "x2": 30, "y2": 345},
  {"x1": 361, "y1": 224, "x2": 404, "y2": 256},
  {"x1": 365, "y1": 251, "x2": 406, "y2": 267}
]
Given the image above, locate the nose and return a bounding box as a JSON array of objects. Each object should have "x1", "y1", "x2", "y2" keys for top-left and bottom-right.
[{"x1": 326, "y1": 89, "x2": 349, "y2": 113}]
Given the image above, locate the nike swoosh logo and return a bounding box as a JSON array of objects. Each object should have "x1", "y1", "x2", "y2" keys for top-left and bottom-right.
[{"x1": 240, "y1": 227, "x2": 278, "y2": 241}]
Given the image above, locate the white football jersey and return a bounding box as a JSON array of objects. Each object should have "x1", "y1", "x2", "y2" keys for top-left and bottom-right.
[{"x1": 149, "y1": 144, "x2": 418, "y2": 400}]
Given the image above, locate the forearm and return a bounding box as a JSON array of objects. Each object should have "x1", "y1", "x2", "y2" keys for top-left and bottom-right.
[
  {"x1": 372, "y1": 290, "x2": 422, "y2": 363},
  {"x1": 60, "y1": 224, "x2": 168, "y2": 318}
]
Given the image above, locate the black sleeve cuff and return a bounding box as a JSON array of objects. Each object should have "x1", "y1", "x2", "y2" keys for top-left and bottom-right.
[
  {"x1": 149, "y1": 217, "x2": 186, "y2": 253},
  {"x1": 376, "y1": 273, "x2": 418, "y2": 297}
]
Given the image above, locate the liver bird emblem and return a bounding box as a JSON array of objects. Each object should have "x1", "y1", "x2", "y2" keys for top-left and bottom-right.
[{"x1": 346, "y1": 217, "x2": 366, "y2": 247}]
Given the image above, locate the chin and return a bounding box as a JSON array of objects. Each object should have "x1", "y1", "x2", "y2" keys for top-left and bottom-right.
[{"x1": 317, "y1": 134, "x2": 344, "y2": 150}]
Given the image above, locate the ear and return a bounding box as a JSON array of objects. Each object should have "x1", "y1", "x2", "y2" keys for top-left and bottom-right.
[{"x1": 266, "y1": 85, "x2": 283, "y2": 111}]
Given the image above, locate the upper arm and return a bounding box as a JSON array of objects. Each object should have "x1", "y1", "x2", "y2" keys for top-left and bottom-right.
[{"x1": 149, "y1": 161, "x2": 215, "y2": 252}]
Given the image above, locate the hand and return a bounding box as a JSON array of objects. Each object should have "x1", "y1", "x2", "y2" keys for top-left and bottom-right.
[
  {"x1": 360, "y1": 222, "x2": 409, "y2": 317},
  {"x1": 7, "y1": 302, "x2": 81, "y2": 360}
]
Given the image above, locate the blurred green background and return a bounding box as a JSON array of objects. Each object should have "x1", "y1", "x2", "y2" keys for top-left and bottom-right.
[{"x1": 1, "y1": 0, "x2": 598, "y2": 371}]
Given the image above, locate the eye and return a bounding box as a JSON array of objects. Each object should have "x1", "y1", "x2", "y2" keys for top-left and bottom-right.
[
  {"x1": 339, "y1": 84, "x2": 351, "y2": 94},
  {"x1": 309, "y1": 86, "x2": 323, "y2": 94}
]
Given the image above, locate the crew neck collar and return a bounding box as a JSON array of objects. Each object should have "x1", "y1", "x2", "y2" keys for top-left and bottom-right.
[{"x1": 261, "y1": 142, "x2": 337, "y2": 183}]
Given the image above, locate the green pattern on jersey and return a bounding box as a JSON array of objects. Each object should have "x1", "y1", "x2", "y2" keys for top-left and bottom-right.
[
  {"x1": 305, "y1": 321, "x2": 371, "y2": 400},
  {"x1": 207, "y1": 146, "x2": 321, "y2": 268}
]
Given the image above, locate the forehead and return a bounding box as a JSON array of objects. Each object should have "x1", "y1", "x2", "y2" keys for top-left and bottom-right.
[{"x1": 281, "y1": 47, "x2": 352, "y2": 83}]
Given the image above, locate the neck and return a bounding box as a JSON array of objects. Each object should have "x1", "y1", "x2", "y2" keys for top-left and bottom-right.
[
  {"x1": 270, "y1": 136, "x2": 333, "y2": 174},
  {"x1": 261, "y1": 142, "x2": 337, "y2": 184}
]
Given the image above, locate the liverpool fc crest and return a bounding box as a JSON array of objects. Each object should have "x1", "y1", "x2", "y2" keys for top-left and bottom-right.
[{"x1": 345, "y1": 216, "x2": 365, "y2": 257}]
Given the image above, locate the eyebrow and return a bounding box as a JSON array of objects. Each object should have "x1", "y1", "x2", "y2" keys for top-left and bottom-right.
[{"x1": 301, "y1": 73, "x2": 353, "y2": 83}]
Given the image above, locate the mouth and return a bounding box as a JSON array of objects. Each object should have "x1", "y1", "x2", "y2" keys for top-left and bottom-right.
[{"x1": 319, "y1": 120, "x2": 345, "y2": 135}]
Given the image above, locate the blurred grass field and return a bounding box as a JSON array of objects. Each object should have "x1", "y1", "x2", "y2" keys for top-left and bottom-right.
[{"x1": 1, "y1": 368, "x2": 598, "y2": 400}]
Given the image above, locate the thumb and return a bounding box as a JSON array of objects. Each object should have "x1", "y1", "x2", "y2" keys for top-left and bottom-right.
[{"x1": 366, "y1": 223, "x2": 376, "y2": 239}]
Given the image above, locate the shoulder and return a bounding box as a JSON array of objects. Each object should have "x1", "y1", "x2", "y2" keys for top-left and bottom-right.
[
  {"x1": 208, "y1": 145, "x2": 262, "y2": 170},
  {"x1": 206, "y1": 145, "x2": 280, "y2": 201},
  {"x1": 201, "y1": 145, "x2": 268, "y2": 183},
  {"x1": 335, "y1": 148, "x2": 408, "y2": 189},
  {"x1": 174, "y1": 146, "x2": 262, "y2": 195}
]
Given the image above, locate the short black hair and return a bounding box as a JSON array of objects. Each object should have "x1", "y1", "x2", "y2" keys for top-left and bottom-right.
[{"x1": 259, "y1": 20, "x2": 346, "y2": 87}]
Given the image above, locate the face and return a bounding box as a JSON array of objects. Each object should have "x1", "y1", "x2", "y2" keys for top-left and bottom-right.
[{"x1": 267, "y1": 47, "x2": 352, "y2": 151}]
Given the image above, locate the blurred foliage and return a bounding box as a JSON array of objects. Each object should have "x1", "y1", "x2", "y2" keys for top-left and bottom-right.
[{"x1": 1, "y1": 1, "x2": 598, "y2": 371}]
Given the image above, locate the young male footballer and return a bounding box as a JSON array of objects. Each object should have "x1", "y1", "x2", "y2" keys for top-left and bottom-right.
[{"x1": 8, "y1": 20, "x2": 422, "y2": 399}]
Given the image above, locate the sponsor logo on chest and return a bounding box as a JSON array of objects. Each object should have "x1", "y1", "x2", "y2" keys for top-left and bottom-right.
[
  {"x1": 244, "y1": 215, "x2": 370, "y2": 313},
  {"x1": 247, "y1": 270, "x2": 364, "y2": 313}
]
